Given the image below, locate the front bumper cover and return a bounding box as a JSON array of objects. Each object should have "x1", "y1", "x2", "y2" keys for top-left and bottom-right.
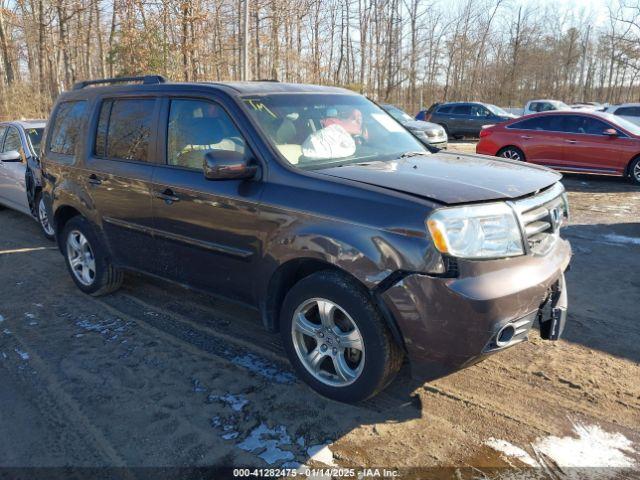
[{"x1": 381, "y1": 238, "x2": 572, "y2": 380}]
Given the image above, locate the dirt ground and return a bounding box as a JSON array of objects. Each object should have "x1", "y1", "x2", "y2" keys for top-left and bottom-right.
[{"x1": 1, "y1": 143, "x2": 639, "y2": 477}]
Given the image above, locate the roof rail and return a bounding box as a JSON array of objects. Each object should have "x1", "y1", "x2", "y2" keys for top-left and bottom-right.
[{"x1": 72, "y1": 75, "x2": 167, "y2": 90}]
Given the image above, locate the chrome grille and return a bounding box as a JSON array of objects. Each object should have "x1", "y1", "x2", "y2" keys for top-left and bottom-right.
[{"x1": 512, "y1": 183, "x2": 567, "y2": 255}]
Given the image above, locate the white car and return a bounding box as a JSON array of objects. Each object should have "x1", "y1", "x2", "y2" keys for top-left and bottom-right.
[
  {"x1": 605, "y1": 103, "x2": 640, "y2": 126},
  {"x1": 523, "y1": 99, "x2": 570, "y2": 115},
  {"x1": 0, "y1": 120, "x2": 55, "y2": 239}
]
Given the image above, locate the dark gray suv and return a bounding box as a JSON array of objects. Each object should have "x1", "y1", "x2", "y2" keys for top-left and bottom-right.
[
  {"x1": 427, "y1": 102, "x2": 516, "y2": 138},
  {"x1": 41, "y1": 76, "x2": 571, "y2": 402}
]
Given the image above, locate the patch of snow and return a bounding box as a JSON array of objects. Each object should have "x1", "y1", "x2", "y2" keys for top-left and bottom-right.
[
  {"x1": 222, "y1": 431, "x2": 239, "y2": 440},
  {"x1": 24, "y1": 313, "x2": 35, "y2": 319},
  {"x1": 209, "y1": 393, "x2": 249, "y2": 412},
  {"x1": 34, "y1": 303, "x2": 43, "y2": 308},
  {"x1": 0, "y1": 314, "x2": 4, "y2": 323},
  {"x1": 534, "y1": 422, "x2": 636, "y2": 468},
  {"x1": 296, "y1": 436, "x2": 305, "y2": 447},
  {"x1": 601, "y1": 233, "x2": 640, "y2": 246},
  {"x1": 237, "y1": 423, "x2": 295, "y2": 465},
  {"x1": 3, "y1": 329, "x2": 11, "y2": 335},
  {"x1": 231, "y1": 353, "x2": 296, "y2": 384},
  {"x1": 14, "y1": 348, "x2": 29, "y2": 361},
  {"x1": 307, "y1": 443, "x2": 338, "y2": 467},
  {"x1": 486, "y1": 421, "x2": 637, "y2": 470},
  {"x1": 485, "y1": 438, "x2": 538, "y2": 467}
]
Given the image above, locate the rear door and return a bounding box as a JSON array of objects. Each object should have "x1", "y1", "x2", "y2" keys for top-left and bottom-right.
[
  {"x1": 560, "y1": 115, "x2": 634, "y2": 174},
  {"x1": 84, "y1": 96, "x2": 159, "y2": 271},
  {"x1": 469, "y1": 104, "x2": 492, "y2": 136},
  {"x1": 0, "y1": 125, "x2": 30, "y2": 214},
  {"x1": 150, "y1": 96, "x2": 264, "y2": 304},
  {"x1": 506, "y1": 115, "x2": 565, "y2": 166},
  {"x1": 450, "y1": 104, "x2": 472, "y2": 135}
]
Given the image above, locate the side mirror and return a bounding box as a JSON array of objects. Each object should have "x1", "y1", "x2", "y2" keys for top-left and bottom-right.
[
  {"x1": 0, "y1": 150, "x2": 21, "y2": 162},
  {"x1": 203, "y1": 150, "x2": 258, "y2": 181},
  {"x1": 603, "y1": 128, "x2": 618, "y2": 137}
]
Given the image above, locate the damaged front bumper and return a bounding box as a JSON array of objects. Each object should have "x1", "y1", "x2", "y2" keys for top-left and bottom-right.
[{"x1": 381, "y1": 238, "x2": 572, "y2": 380}]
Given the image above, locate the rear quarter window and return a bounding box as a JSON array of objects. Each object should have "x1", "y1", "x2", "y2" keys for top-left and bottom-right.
[{"x1": 48, "y1": 101, "x2": 87, "y2": 156}]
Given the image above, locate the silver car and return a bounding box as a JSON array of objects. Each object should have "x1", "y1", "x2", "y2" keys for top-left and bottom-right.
[{"x1": 0, "y1": 120, "x2": 54, "y2": 239}]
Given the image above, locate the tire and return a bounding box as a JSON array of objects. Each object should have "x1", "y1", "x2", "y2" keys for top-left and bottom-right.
[
  {"x1": 280, "y1": 270, "x2": 403, "y2": 403},
  {"x1": 61, "y1": 215, "x2": 123, "y2": 296},
  {"x1": 628, "y1": 157, "x2": 640, "y2": 185},
  {"x1": 497, "y1": 146, "x2": 525, "y2": 162},
  {"x1": 35, "y1": 191, "x2": 55, "y2": 241}
]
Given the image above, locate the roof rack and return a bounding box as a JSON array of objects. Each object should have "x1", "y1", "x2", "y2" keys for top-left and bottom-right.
[{"x1": 73, "y1": 75, "x2": 167, "y2": 90}]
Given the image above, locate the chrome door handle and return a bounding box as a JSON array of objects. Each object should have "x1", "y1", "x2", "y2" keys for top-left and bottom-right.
[
  {"x1": 88, "y1": 174, "x2": 102, "y2": 185},
  {"x1": 521, "y1": 135, "x2": 532, "y2": 140},
  {"x1": 155, "y1": 188, "x2": 180, "y2": 204},
  {"x1": 564, "y1": 139, "x2": 577, "y2": 144}
]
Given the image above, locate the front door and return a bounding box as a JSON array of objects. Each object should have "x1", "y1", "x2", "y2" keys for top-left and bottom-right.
[
  {"x1": 84, "y1": 96, "x2": 159, "y2": 271},
  {"x1": 0, "y1": 126, "x2": 30, "y2": 214},
  {"x1": 560, "y1": 115, "x2": 633, "y2": 175},
  {"x1": 150, "y1": 97, "x2": 264, "y2": 304}
]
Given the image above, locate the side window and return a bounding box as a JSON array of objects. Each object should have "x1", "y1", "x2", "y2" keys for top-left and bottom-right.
[
  {"x1": 508, "y1": 117, "x2": 548, "y2": 131},
  {"x1": 0, "y1": 126, "x2": 6, "y2": 149},
  {"x1": 436, "y1": 105, "x2": 452, "y2": 114},
  {"x1": 3, "y1": 127, "x2": 22, "y2": 153},
  {"x1": 49, "y1": 101, "x2": 87, "y2": 155},
  {"x1": 452, "y1": 104, "x2": 471, "y2": 115},
  {"x1": 167, "y1": 99, "x2": 246, "y2": 170},
  {"x1": 562, "y1": 115, "x2": 610, "y2": 135},
  {"x1": 470, "y1": 104, "x2": 489, "y2": 117},
  {"x1": 528, "y1": 102, "x2": 540, "y2": 112},
  {"x1": 94, "y1": 98, "x2": 155, "y2": 161},
  {"x1": 616, "y1": 107, "x2": 640, "y2": 117}
]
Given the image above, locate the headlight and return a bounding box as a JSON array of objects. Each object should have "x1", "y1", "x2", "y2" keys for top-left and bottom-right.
[{"x1": 427, "y1": 202, "x2": 524, "y2": 259}]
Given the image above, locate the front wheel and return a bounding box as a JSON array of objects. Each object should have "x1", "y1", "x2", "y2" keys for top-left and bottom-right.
[
  {"x1": 628, "y1": 157, "x2": 640, "y2": 185},
  {"x1": 280, "y1": 271, "x2": 403, "y2": 403},
  {"x1": 35, "y1": 192, "x2": 55, "y2": 241},
  {"x1": 498, "y1": 146, "x2": 526, "y2": 162},
  {"x1": 62, "y1": 216, "x2": 123, "y2": 296}
]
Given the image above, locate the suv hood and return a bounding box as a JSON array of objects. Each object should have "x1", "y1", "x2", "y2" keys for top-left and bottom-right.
[{"x1": 318, "y1": 152, "x2": 561, "y2": 205}]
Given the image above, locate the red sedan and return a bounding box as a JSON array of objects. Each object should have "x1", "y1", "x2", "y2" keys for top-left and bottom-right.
[{"x1": 476, "y1": 111, "x2": 640, "y2": 184}]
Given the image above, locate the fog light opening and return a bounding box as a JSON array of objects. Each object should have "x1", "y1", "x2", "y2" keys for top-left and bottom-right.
[{"x1": 496, "y1": 324, "x2": 516, "y2": 347}]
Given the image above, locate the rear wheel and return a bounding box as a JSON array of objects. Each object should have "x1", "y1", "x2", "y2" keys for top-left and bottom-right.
[
  {"x1": 280, "y1": 271, "x2": 403, "y2": 403},
  {"x1": 35, "y1": 192, "x2": 55, "y2": 241},
  {"x1": 628, "y1": 157, "x2": 640, "y2": 185},
  {"x1": 62, "y1": 216, "x2": 123, "y2": 296},
  {"x1": 498, "y1": 146, "x2": 525, "y2": 162}
]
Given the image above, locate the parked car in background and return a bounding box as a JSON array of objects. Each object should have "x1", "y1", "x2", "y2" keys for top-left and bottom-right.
[
  {"x1": 605, "y1": 103, "x2": 640, "y2": 125},
  {"x1": 570, "y1": 102, "x2": 606, "y2": 111},
  {"x1": 0, "y1": 119, "x2": 54, "y2": 239},
  {"x1": 476, "y1": 110, "x2": 640, "y2": 184},
  {"x1": 523, "y1": 99, "x2": 570, "y2": 115},
  {"x1": 425, "y1": 102, "x2": 516, "y2": 138},
  {"x1": 380, "y1": 103, "x2": 447, "y2": 149},
  {"x1": 42, "y1": 76, "x2": 571, "y2": 403}
]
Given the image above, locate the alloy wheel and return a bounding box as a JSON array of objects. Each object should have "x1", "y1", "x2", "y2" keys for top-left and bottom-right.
[
  {"x1": 291, "y1": 298, "x2": 365, "y2": 387},
  {"x1": 634, "y1": 162, "x2": 640, "y2": 182},
  {"x1": 501, "y1": 149, "x2": 522, "y2": 161},
  {"x1": 38, "y1": 197, "x2": 54, "y2": 237},
  {"x1": 66, "y1": 230, "x2": 96, "y2": 286}
]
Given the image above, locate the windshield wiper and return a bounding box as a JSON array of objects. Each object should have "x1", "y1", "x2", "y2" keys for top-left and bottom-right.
[{"x1": 397, "y1": 151, "x2": 427, "y2": 159}]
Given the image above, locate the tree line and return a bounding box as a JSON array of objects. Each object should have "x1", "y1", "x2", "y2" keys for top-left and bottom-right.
[{"x1": 0, "y1": 0, "x2": 639, "y2": 120}]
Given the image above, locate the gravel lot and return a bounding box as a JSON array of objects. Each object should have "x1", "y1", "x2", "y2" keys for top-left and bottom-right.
[{"x1": 1, "y1": 144, "x2": 639, "y2": 476}]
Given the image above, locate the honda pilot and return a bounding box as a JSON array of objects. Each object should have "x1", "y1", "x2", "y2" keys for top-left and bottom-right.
[{"x1": 41, "y1": 76, "x2": 571, "y2": 403}]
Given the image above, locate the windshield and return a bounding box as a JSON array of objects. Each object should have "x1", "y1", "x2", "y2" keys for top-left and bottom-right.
[
  {"x1": 26, "y1": 128, "x2": 44, "y2": 155},
  {"x1": 382, "y1": 105, "x2": 413, "y2": 122},
  {"x1": 486, "y1": 104, "x2": 510, "y2": 116},
  {"x1": 552, "y1": 101, "x2": 570, "y2": 110},
  {"x1": 607, "y1": 113, "x2": 640, "y2": 135},
  {"x1": 242, "y1": 94, "x2": 428, "y2": 169}
]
